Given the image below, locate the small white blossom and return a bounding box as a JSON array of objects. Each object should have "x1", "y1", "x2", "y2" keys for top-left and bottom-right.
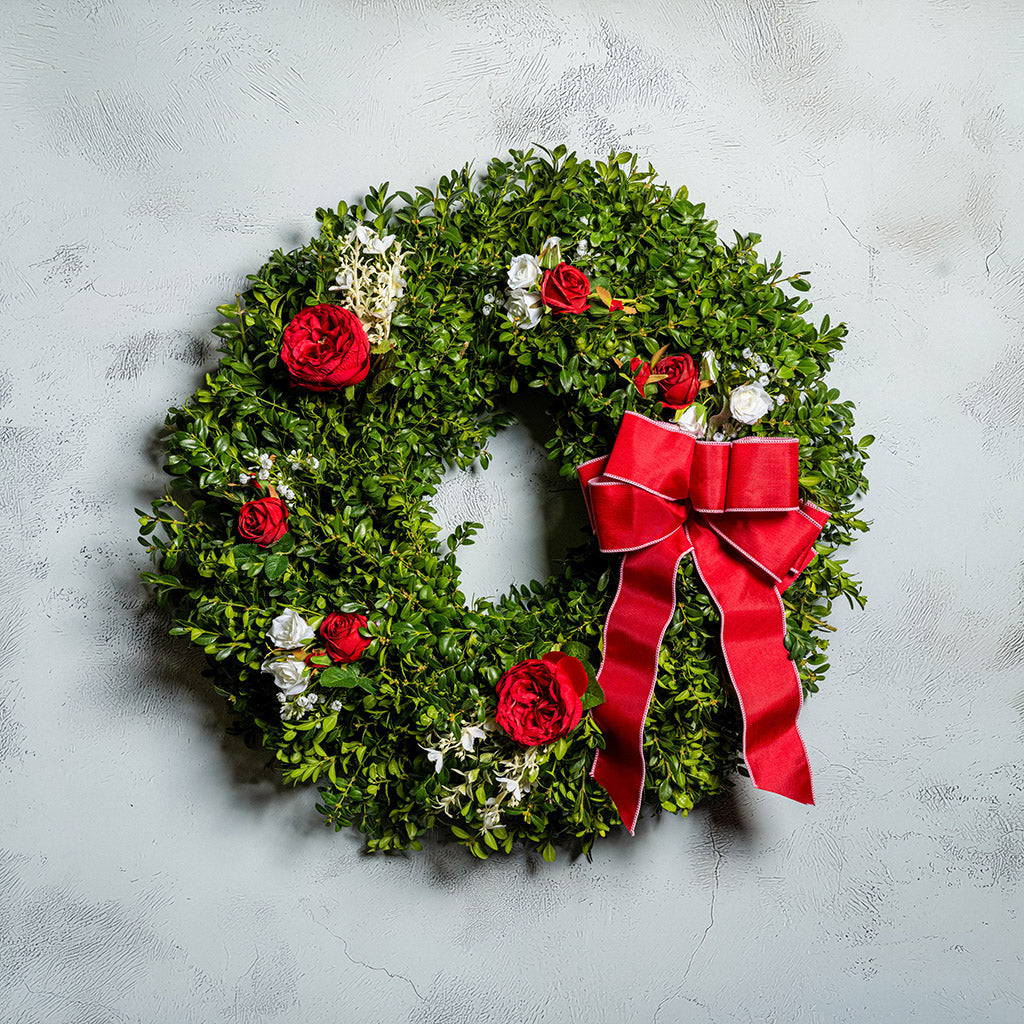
[
  {"x1": 742, "y1": 347, "x2": 753, "y2": 359},
  {"x1": 390, "y1": 266, "x2": 406, "y2": 297},
  {"x1": 309, "y1": 457, "x2": 319, "y2": 469},
  {"x1": 730, "y1": 382, "x2": 774, "y2": 425},
  {"x1": 460, "y1": 724, "x2": 488, "y2": 753},
  {"x1": 713, "y1": 431, "x2": 725, "y2": 442},
  {"x1": 576, "y1": 238, "x2": 589, "y2": 259},
  {"x1": 507, "y1": 253, "x2": 541, "y2": 291},
  {"x1": 482, "y1": 806, "x2": 502, "y2": 830},
  {"x1": 261, "y1": 656, "x2": 310, "y2": 696},
  {"x1": 330, "y1": 700, "x2": 343, "y2": 712},
  {"x1": 422, "y1": 746, "x2": 444, "y2": 774},
  {"x1": 505, "y1": 289, "x2": 543, "y2": 330},
  {"x1": 495, "y1": 774, "x2": 524, "y2": 802},
  {"x1": 257, "y1": 468, "x2": 270, "y2": 481},
  {"x1": 267, "y1": 608, "x2": 316, "y2": 649},
  {"x1": 333, "y1": 269, "x2": 354, "y2": 291},
  {"x1": 758, "y1": 374, "x2": 770, "y2": 386},
  {"x1": 239, "y1": 472, "x2": 250, "y2": 484},
  {"x1": 352, "y1": 224, "x2": 396, "y2": 254},
  {"x1": 259, "y1": 453, "x2": 273, "y2": 470},
  {"x1": 276, "y1": 692, "x2": 287, "y2": 704}
]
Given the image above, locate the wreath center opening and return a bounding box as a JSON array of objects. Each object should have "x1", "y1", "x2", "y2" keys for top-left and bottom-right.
[{"x1": 433, "y1": 394, "x2": 588, "y2": 602}]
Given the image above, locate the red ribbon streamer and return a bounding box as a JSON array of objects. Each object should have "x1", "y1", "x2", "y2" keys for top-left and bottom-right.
[{"x1": 578, "y1": 412, "x2": 830, "y2": 833}]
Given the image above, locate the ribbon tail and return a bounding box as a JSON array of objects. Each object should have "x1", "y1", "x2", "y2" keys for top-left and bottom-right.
[
  {"x1": 591, "y1": 529, "x2": 692, "y2": 833},
  {"x1": 687, "y1": 518, "x2": 814, "y2": 805}
]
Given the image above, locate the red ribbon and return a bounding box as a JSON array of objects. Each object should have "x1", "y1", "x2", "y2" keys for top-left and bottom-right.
[{"x1": 578, "y1": 411, "x2": 830, "y2": 833}]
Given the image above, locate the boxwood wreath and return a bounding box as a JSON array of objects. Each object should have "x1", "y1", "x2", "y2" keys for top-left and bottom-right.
[{"x1": 139, "y1": 147, "x2": 870, "y2": 860}]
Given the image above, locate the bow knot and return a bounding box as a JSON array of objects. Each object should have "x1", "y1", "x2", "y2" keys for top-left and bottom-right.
[{"x1": 578, "y1": 412, "x2": 830, "y2": 833}]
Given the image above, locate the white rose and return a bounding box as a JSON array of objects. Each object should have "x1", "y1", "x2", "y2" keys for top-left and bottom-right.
[
  {"x1": 261, "y1": 656, "x2": 310, "y2": 696},
  {"x1": 266, "y1": 608, "x2": 316, "y2": 649},
  {"x1": 504, "y1": 289, "x2": 543, "y2": 330},
  {"x1": 730, "y1": 382, "x2": 774, "y2": 425},
  {"x1": 506, "y1": 254, "x2": 541, "y2": 291},
  {"x1": 674, "y1": 403, "x2": 708, "y2": 438}
]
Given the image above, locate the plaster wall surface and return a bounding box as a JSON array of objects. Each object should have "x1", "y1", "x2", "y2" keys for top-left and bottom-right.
[{"x1": 1, "y1": 2, "x2": 1022, "y2": 1021}]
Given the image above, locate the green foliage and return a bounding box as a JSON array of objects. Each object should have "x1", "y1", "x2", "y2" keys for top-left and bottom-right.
[{"x1": 139, "y1": 147, "x2": 869, "y2": 858}]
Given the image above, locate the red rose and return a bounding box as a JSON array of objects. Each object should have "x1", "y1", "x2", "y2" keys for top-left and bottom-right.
[
  {"x1": 280, "y1": 303, "x2": 370, "y2": 392},
  {"x1": 237, "y1": 495, "x2": 289, "y2": 547},
  {"x1": 630, "y1": 356, "x2": 652, "y2": 397},
  {"x1": 655, "y1": 353, "x2": 700, "y2": 409},
  {"x1": 540, "y1": 263, "x2": 591, "y2": 315},
  {"x1": 495, "y1": 651, "x2": 588, "y2": 746},
  {"x1": 320, "y1": 612, "x2": 371, "y2": 663}
]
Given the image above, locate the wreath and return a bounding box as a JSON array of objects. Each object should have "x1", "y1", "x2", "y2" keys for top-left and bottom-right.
[{"x1": 139, "y1": 147, "x2": 870, "y2": 860}]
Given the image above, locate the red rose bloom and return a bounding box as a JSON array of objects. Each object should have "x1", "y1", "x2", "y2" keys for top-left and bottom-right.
[
  {"x1": 320, "y1": 612, "x2": 371, "y2": 663},
  {"x1": 655, "y1": 353, "x2": 700, "y2": 409},
  {"x1": 237, "y1": 496, "x2": 289, "y2": 547},
  {"x1": 280, "y1": 303, "x2": 370, "y2": 392},
  {"x1": 495, "y1": 651, "x2": 588, "y2": 746},
  {"x1": 540, "y1": 263, "x2": 591, "y2": 315}
]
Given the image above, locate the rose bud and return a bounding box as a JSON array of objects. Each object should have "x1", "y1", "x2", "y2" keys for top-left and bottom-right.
[
  {"x1": 320, "y1": 611, "x2": 371, "y2": 663},
  {"x1": 655, "y1": 353, "x2": 700, "y2": 409},
  {"x1": 237, "y1": 495, "x2": 289, "y2": 547},
  {"x1": 539, "y1": 263, "x2": 591, "y2": 315}
]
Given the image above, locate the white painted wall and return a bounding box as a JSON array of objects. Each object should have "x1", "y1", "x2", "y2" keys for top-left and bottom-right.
[{"x1": 2, "y1": 2, "x2": 1022, "y2": 1020}]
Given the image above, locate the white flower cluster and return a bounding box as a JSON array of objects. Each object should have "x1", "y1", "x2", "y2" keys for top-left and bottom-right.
[
  {"x1": 431, "y1": 733, "x2": 543, "y2": 834},
  {"x1": 421, "y1": 717, "x2": 496, "y2": 777},
  {"x1": 238, "y1": 449, "x2": 308, "y2": 505},
  {"x1": 500, "y1": 252, "x2": 543, "y2": 329},
  {"x1": 329, "y1": 223, "x2": 407, "y2": 352},
  {"x1": 261, "y1": 609, "x2": 343, "y2": 721},
  {"x1": 495, "y1": 234, "x2": 564, "y2": 330},
  {"x1": 481, "y1": 748, "x2": 542, "y2": 831}
]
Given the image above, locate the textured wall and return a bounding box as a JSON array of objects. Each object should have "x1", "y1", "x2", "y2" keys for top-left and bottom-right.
[{"x1": 2, "y1": 1, "x2": 1023, "y2": 1020}]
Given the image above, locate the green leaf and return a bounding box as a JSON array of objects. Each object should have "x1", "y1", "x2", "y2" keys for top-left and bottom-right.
[
  {"x1": 263, "y1": 552, "x2": 288, "y2": 580},
  {"x1": 320, "y1": 664, "x2": 374, "y2": 691},
  {"x1": 858, "y1": 434, "x2": 875, "y2": 447},
  {"x1": 581, "y1": 675, "x2": 606, "y2": 712}
]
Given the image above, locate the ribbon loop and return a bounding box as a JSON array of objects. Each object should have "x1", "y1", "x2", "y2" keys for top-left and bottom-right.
[{"x1": 578, "y1": 411, "x2": 830, "y2": 833}]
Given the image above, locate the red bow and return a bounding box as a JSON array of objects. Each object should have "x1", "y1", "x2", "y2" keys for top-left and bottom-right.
[{"x1": 578, "y1": 412, "x2": 830, "y2": 833}]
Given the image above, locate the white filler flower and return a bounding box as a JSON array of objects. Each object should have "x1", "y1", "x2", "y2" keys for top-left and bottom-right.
[
  {"x1": 730, "y1": 382, "x2": 774, "y2": 425},
  {"x1": 506, "y1": 253, "x2": 541, "y2": 291},
  {"x1": 261, "y1": 656, "x2": 310, "y2": 696},
  {"x1": 421, "y1": 746, "x2": 444, "y2": 774},
  {"x1": 266, "y1": 608, "x2": 316, "y2": 649},
  {"x1": 505, "y1": 289, "x2": 543, "y2": 330},
  {"x1": 459, "y1": 724, "x2": 488, "y2": 752}
]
